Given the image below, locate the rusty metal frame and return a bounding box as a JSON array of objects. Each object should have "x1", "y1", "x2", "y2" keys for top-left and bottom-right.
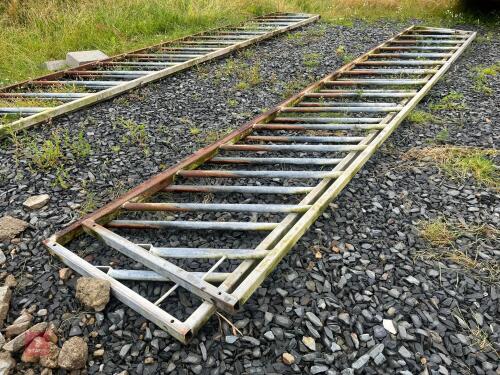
[
  {"x1": 44, "y1": 25, "x2": 476, "y2": 343},
  {"x1": 0, "y1": 12, "x2": 319, "y2": 137}
]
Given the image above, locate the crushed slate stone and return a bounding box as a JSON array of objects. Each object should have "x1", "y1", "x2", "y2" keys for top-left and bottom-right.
[{"x1": 0, "y1": 20, "x2": 499, "y2": 374}]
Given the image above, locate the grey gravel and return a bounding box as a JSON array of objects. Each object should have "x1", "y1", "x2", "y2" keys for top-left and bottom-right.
[{"x1": 0, "y1": 19, "x2": 498, "y2": 375}]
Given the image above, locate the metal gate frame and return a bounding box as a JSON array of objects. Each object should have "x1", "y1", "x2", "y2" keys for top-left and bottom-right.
[
  {"x1": 44, "y1": 25, "x2": 476, "y2": 343},
  {"x1": 0, "y1": 13, "x2": 319, "y2": 137}
]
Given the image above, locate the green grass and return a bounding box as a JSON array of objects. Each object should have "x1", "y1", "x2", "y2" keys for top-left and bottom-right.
[
  {"x1": 303, "y1": 53, "x2": 322, "y2": 68},
  {"x1": 407, "y1": 110, "x2": 436, "y2": 124},
  {"x1": 117, "y1": 118, "x2": 148, "y2": 147},
  {"x1": 404, "y1": 146, "x2": 499, "y2": 189},
  {"x1": 429, "y1": 91, "x2": 466, "y2": 111},
  {"x1": 1, "y1": 0, "x2": 490, "y2": 86},
  {"x1": 434, "y1": 128, "x2": 450, "y2": 144},
  {"x1": 473, "y1": 62, "x2": 500, "y2": 95}
]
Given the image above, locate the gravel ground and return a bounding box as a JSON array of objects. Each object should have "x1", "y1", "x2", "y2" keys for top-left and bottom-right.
[{"x1": 0, "y1": 19, "x2": 499, "y2": 374}]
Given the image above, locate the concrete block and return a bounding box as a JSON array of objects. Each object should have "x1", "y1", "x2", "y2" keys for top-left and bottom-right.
[
  {"x1": 42, "y1": 60, "x2": 67, "y2": 71},
  {"x1": 66, "y1": 50, "x2": 108, "y2": 67}
]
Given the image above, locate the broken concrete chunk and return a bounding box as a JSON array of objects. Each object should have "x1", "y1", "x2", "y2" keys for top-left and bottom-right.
[
  {"x1": 58, "y1": 336, "x2": 88, "y2": 370},
  {"x1": 43, "y1": 323, "x2": 58, "y2": 344},
  {"x1": 21, "y1": 336, "x2": 48, "y2": 363},
  {"x1": 75, "y1": 277, "x2": 110, "y2": 312},
  {"x1": 39, "y1": 341, "x2": 60, "y2": 368},
  {"x1": 66, "y1": 50, "x2": 108, "y2": 67},
  {"x1": 4, "y1": 275, "x2": 17, "y2": 288},
  {"x1": 282, "y1": 352, "x2": 295, "y2": 365},
  {"x1": 59, "y1": 268, "x2": 72, "y2": 281},
  {"x1": 23, "y1": 194, "x2": 50, "y2": 210},
  {"x1": 42, "y1": 59, "x2": 67, "y2": 71},
  {"x1": 5, "y1": 319, "x2": 32, "y2": 338},
  {"x1": 0, "y1": 351, "x2": 15, "y2": 373},
  {"x1": 0, "y1": 286, "x2": 12, "y2": 328},
  {"x1": 0, "y1": 216, "x2": 29, "y2": 241},
  {"x1": 3, "y1": 322, "x2": 48, "y2": 352}
]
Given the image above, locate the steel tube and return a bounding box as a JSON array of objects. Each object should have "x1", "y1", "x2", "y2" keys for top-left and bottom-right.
[
  {"x1": 103, "y1": 268, "x2": 229, "y2": 283},
  {"x1": 209, "y1": 156, "x2": 343, "y2": 165},
  {"x1": 306, "y1": 92, "x2": 415, "y2": 98},
  {"x1": 281, "y1": 106, "x2": 403, "y2": 112},
  {"x1": 297, "y1": 102, "x2": 400, "y2": 107},
  {"x1": 344, "y1": 68, "x2": 439, "y2": 74},
  {"x1": 163, "y1": 185, "x2": 314, "y2": 194},
  {"x1": 372, "y1": 52, "x2": 453, "y2": 58},
  {"x1": 122, "y1": 202, "x2": 311, "y2": 213},
  {"x1": 107, "y1": 220, "x2": 278, "y2": 231},
  {"x1": 0, "y1": 107, "x2": 48, "y2": 114},
  {"x1": 254, "y1": 124, "x2": 385, "y2": 130},
  {"x1": 357, "y1": 60, "x2": 444, "y2": 66},
  {"x1": 328, "y1": 79, "x2": 428, "y2": 85},
  {"x1": 178, "y1": 169, "x2": 343, "y2": 179},
  {"x1": 244, "y1": 135, "x2": 365, "y2": 143},
  {"x1": 273, "y1": 116, "x2": 382, "y2": 123},
  {"x1": 220, "y1": 143, "x2": 366, "y2": 152},
  {"x1": 150, "y1": 247, "x2": 268, "y2": 259}
]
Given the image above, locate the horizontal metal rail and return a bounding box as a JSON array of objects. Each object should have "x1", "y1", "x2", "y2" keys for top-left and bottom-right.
[
  {"x1": 44, "y1": 25, "x2": 475, "y2": 344},
  {"x1": 0, "y1": 12, "x2": 319, "y2": 137}
]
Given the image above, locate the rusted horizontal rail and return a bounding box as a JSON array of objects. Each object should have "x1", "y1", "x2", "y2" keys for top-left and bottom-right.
[
  {"x1": 44, "y1": 25, "x2": 475, "y2": 343},
  {"x1": 0, "y1": 12, "x2": 319, "y2": 137}
]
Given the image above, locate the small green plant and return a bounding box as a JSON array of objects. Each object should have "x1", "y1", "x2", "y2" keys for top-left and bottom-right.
[
  {"x1": 303, "y1": 53, "x2": 321, "y2": 68},
  {"x1": 54, "y1": 165, "x2": 70, "y2": 189},
  {"x1": 110, "y1": 145, "x2": 121, "y2": 153},
  {"x1": 235, "y1": 81, "x2": 249, "y2": 90},
  {"x1": 434, "y1": 128, "x2": 449, "y2": 144},
  {"x1": 407, "y1": 110, "x2": 435, "y2": 124},
  {"x1": 189, "y1": 127, "x2": 201, "y2": 136},
  {"x1": 235, "y1": 63, "x2": 261, "y2": 90},
  {"x1": 227, "y1": 98, "x2": 238, "y2": 107},
  {"x1": 118, "y1": 118, "x2": 148, "y2": 147},
  {"x1": 342, "y1": 53, "x2": 355, "y2": 64},
  {"x1": 63, "y1": 130, "x2": 92, "y2": 158},
  {"x1": 27, "y1": 132, "x2": 63, "y2": 170},
  {"x1": 80, "y1": 191, "x2": 98, "y2": 214},
  {"x1": 429, "y1": 91, "x2": 466, "y2": 111},
  {"x1": 282, "y1": 78, "x2": 310, "y2": 99},
  {"x1": 473, "y1": 62, "x2": 500, "y2": 95},
  {"x1": 336, "y1": 45, "x2": 346, "y2": 55}
]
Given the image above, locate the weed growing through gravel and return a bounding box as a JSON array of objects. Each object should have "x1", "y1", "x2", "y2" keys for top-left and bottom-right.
[
  {"x1": 190, "y1": 127, "x2": 201, "y2": 136},
  {"x1": 215, "y1": 59, "x2": 261, "y2": 90},
  {"x1": 419, "y1": 218, "x2": 456, "y2": 246},
  {"x1": 303, "y1": 53, "x2": 321, "y2": 68},
  {"x1": 429, "y1": 91, "x2": 466, "y2": 111},
  {"x1": 80, "y1": 191, "x2": 98, "y2": 214},
  {"x1": 281, "y1": 78, "x2": 311, "y2": 99},
  {"x1": 434, "y1": 128, "x2": 450, "y2": 144},
  {"x1": 407, "y1": 110, "x2": 436, "y2": 124},
  {"x1": 403, "y1": 146, "x2": 499, "y2": 189},
  {"x1": 117, "y1": 118, "x2": 149, "y2": 154},
  {"x1": 63, "y1": 129, "x2": 92, "y2": 158},
  {"x1": 472, "y1": 62, "x2": 500, "y2": 95},
  {"x1": 227, "y1": 98, "x2": 238, "y2": 107},
  {"x1": 26, "y1": 132, "x2": 63, "y2": 170},
  {"x1": 417, "y1": 220, "x2": 500, "y2": 284}
]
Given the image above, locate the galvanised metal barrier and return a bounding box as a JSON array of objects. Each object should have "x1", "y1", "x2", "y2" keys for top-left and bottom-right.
[
  {"x1": 0, "y1": 13, "x2": 319, "y2": 137},
  {"x1": 44, "y1": 25, "x2": 476, "y2": 343}
]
